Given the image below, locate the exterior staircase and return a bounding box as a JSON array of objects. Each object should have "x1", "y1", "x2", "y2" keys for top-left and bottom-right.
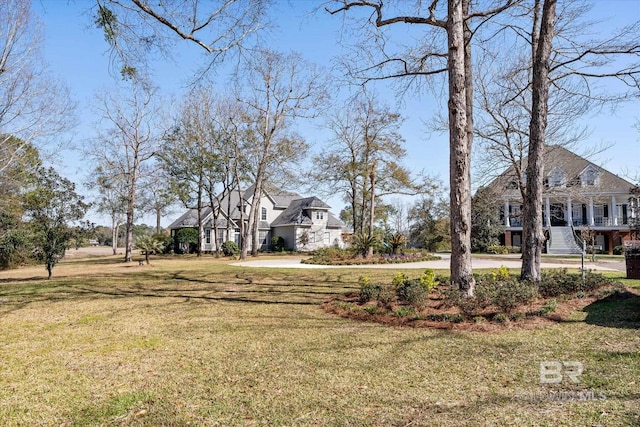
[{"x1": 547, "y1": 226, "x2": 584, "y2": 255}]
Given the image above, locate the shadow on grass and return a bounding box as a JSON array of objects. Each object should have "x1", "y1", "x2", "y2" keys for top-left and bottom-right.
[
  {"x1": 583, "y1": 290, "x2": 640, "y2": 329},
  {"x1": 0, "y1": 265, "x2": 363, "y2": 317}
]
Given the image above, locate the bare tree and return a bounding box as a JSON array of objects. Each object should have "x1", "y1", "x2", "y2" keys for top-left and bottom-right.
[
  {"x1": 93, "y1": 0, "x2": 270, "y2": 78},
  {"x1": 91, "y1": 82, "x2": 160, "y2": 262},
  {"x1": 236, "y1": 49, "x2": 326, "y2": 259},
  {"x1": 312, "y1": 92, "x2": 423, "y2": 257},
  {"x1": 521, "y1": 0, "x2": 556, "y2": 281},
  {"x1": 0, "y1": 0, "x2": 74, "y2": 173},
  {"x1": 327, "y1": 0, "x2": 517, "y2": 295},
  {"x1": 139, "y1": 174, "x2": 176, "y2": 234},
  {"x1": 473, "y1": 0, "x2": 640, "y2": 280},
  {"x1": 92, "y1": 170, "x2": 127, "y2": 255}
]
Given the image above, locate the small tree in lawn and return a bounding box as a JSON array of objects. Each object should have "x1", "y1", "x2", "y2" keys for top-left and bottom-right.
[
  {"x1": 135, "y1": 234, "x2": 164, "y2": 265},
  {"x1": 23, "y1": 167, "x2": 89, "y2": 279}
]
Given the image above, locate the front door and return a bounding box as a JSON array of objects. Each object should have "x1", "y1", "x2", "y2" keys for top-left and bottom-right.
[{"x1": 550, "y1": 203, "x2": 566, "y2": 226}]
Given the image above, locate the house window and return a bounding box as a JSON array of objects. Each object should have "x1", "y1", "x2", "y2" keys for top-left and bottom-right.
[
  {"x1": 581, "y1": 168, "x2": 599, "y2": 187},
  {"x1": 205, "y1": 229, "x2": 211, "y2": 244},
  {"x1": 324, "y1": 232, "x2": 330, "y2": 244},
  {"x1": 547, "y1": 168, "x2": 566, "y2": 188},
  {"x1": 261, "y1": 207, "x2": 267, "y2": 221},
  {"x1": 309, "y1": 231, "x2": 315, "y2": 244},
  {"x1": 316, "y1": 211, "x2": 324, "y2": 220},
  {"x1": 217, "y1": 229, "x2": 225, "y2": 245}
]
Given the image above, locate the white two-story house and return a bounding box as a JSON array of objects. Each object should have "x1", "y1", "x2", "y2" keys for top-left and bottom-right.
[
  {"x1": 168, "y1": 185, "x2": 347, "y2": 252},
  {"x1": 485, "y1": 145, "x2": 637, "y2": 254}
]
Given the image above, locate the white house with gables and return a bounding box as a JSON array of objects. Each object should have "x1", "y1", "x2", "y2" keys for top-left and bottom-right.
[
  {"x1": 485, "y1": 145, "x2": 637, "y2": 254},
  {"x1": 168, "y1": 185, "x2": 347, "y2": 252}
]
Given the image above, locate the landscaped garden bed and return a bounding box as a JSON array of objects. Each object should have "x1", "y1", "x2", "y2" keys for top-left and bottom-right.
[
  {"x1": 323, "y1": 267, "x2": 632, "y2": 330},
  {"x1": 302, "y1": 247, "x2": 440, "y2": 265}
]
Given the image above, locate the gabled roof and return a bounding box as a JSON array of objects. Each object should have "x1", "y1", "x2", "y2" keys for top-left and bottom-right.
[
  {"x1": 168, "y1": 185, "x2": 306, "y2": 230},
  {"x1": 270, "y1": 197, "x2": 345, "y2": 228},
  {"x1": 486, "y1": 145, "x2": 634, "y2": 196},
  {"x1": 168, "y1": 206, "x2": 213, "y2": 229}
]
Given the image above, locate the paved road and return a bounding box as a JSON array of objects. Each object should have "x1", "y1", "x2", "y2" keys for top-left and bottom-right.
[{"x1": 232, "y1": 254, "x2": 621, "y2": 272}]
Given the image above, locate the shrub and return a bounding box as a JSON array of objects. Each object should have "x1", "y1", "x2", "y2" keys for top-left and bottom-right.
[
  {"x1": 270, "y1": 235, "x2": 285, "y2": 252},
  {"x1": 493, "y1": 313, "x2": 507, "y2": 323},
  {"x1": 152, "y1": 232, "x2": 173, "y2": 254},
  {"x1": 358, "y1": 276, "x2": 380, "y2": 303},
  {"x1": 445, "y1": 274, "x2": 538, "y2": 316},
  {"x1": 419, "y1": 269, "x2": 437, "y2": 293},
  {"x1": 175, "y1": 228, "x2": 198, "y2": 253},
  {"x1": 487, "y1": 245, "x2": 509, "y2": 254},
  {"x1": 396, "y1": 279, "x2": 429, "y2": 307},
  {"x1": 491, "y1": 278, "x2": 538, "y2": 313},
  {"x1": 221, "y1": 240, "x2": 239, "y2": 257},
  {"x1": 510, "y1": 312, "x2": 524, "y2": 321},
  {"x1": 394, "y1": 306, "x2": 415, "y2": 317},
  {"x1": 392, "y1": 272, "x2": 408, "y2": 288},
  {"x1": 613, "y1": 245, "x2": 624, "y2": 255},
  {"x1": 538, "y1": 299, "x2": 557, "y2": 315},
  {"x1": 491, "y1": 265, "x2": 511, "y2": 280},
  {"x1": 352, "y1": 232, "x2": 378, "y2": 257},
  {"x1": 538, "y1": 269, "x2": 613, "y2": 298},
  {"x1": 377, "y1": 284, "x2": 397, "y2": 305}
]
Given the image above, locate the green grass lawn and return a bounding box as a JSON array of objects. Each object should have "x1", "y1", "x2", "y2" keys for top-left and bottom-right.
[{"x1": 0, "y1": 255, "x2": 638, "y2": 426}]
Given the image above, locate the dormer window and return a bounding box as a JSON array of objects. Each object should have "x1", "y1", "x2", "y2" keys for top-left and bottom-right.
[
  {"x1": 547, "y1": 167, "x2": 566, "y2": 188},
  {"x1": 581, "y1": 166, "x2": 600, "y2": 187},
  {"x1": 261, "y1": 207, "x2": 267, "y2": 221},
  {"x1": 315, "y1": 211, "x2": 324, "y2": 220}
]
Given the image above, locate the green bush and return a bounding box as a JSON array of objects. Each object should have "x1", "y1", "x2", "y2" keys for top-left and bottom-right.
[
  {"x1": 394, "y1": 306, "x2": 415, "y2": 317},
  {"x1": 419, "y1": 269, "x2": 437, "y2": 293},
  {"x1": 487, "y1": 245, "x2": 509, "y2": 254},
  {"x1": 491, "y1": 278, "x2": 538, "y2": 313},
  {"x1": 358, "y1": 276, "x2": 380, "y2": 303},
  {"x1": 538, "y1": 299, "x2": 557, "y2": 315},
  {"x1": 446, "y1": 274, "x2": 538, "y2": 316},
  {"x1": 613, "y1": 245, "x2": 624, "y2": 255},
  {"x1": 396, "y1": 279, "x2": 429, "y2": 308},
  {"x1": 270, "y1": 235, "x2": 285, "y2": 252},
  {"x1": 538, "y1": 269, "x2": 613, "y2": 298},
  {"x1": 221, "y1": 240, "x2": 239, "y2": 257},
  {"x1": 493, "y1": 313, "x2": 507, "y2": 323}
]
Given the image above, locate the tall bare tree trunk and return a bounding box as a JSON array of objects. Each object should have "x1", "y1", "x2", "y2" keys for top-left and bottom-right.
[
  {"x1": 521, "y1": 0, "x2": 556, "y2": 281},
  {"x1": 111, "y1": 215, "x2": 120, "y2": 255},
  {"x1": 124, "y1": 164, "x2": 138, "y2": 262},
  {"x1": 447, "y1": 0, "x2": 475, "y2": 296},
  {"x1": 367, "y1": 163, "x2": 376, "y2": 258},
  {"x1": 250, "y1": 179, "x2": 264, "y2": 257},
  {"x1": 196, "y1": 182, "x2": 203, "y2": 257}
]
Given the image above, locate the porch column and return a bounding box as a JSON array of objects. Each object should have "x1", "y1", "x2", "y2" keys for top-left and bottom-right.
[
  {"x1": 611, "y1": 195, "x2": 617, "y2": 226},
  {"x1": 588, "y1": 197, "x2": 595, "y2": 226},
  {"x1": 567, "y1": 197, "x2": 573, "y2": 226},
  {"x1": 545, "y1": 197, "x2": 551, "y2": 227},
  {"x1": 504, "y1": 200, "x2": 510, "y2": 227}
]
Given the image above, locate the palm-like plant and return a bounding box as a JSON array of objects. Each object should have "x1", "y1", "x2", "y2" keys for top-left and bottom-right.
[{"x1": 135, "y1": 234, "x2": 164, "y2": 265}]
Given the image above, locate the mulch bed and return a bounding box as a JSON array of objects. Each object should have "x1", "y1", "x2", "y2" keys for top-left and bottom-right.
[{"x1": 321, "y1": 285, "x2": 629, "y2": 332}]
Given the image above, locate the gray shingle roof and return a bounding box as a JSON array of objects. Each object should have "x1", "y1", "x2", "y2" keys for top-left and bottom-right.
[
  {"x1": 271, "y1": 197, "x2": 345, "y2": 228},
  {"x1": 486, "y1": 145, "x2": 634, "y2": 196},
  {"x1": 168, "y1": 207, "x2": 213, "y2": 229}
]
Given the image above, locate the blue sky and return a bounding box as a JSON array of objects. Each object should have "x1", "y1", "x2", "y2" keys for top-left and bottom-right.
[{"x1": 33, "y1": 0, "x2": 639, "y2": 227}]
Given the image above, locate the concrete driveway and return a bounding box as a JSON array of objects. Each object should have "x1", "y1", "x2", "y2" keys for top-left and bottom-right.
[{"x1": 232, "y1": 253, "x2": 621, "y2": 272}]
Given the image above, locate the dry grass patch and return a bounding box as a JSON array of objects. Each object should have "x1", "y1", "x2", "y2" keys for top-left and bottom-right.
[{"x1": 0, "y1": 255, "x2": 638, "y2": 426}]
